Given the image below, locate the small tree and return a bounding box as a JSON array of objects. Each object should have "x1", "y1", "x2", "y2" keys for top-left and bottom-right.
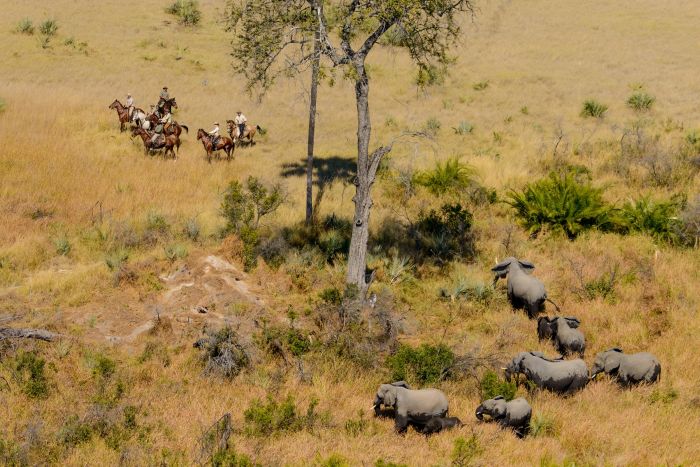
[{"x1": 225, "y1": 0, "x2": 476, "y2": 296}]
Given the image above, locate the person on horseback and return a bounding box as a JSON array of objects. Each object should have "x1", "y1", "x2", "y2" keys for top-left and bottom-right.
[
  {"x1": 208, "y1": 122, "x2": 220, "y2": 148},
  {"x1": 234, "y1": 111, "x2": 247, "y2": 140},
  {"x1": 157, "y1": 86, "x2": 169, "y2": 113},
  {"x1": 126, "y1": 93, "x2": 134, "y2": 119},
  {"x1": 151, "y1": 111, "x2": 172, "y2": 146}
]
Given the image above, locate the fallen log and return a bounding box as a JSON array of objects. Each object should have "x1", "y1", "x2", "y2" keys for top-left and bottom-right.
[{"x1": 0, "y1": 328, "x2": 59, "y2": 342}]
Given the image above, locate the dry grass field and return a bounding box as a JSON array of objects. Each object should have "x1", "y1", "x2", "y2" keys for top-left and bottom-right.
[{"x1": 1, "y1": 0, "x2": 700, "y2": 465}]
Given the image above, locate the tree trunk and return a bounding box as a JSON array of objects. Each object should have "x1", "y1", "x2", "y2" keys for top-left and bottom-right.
[
  {"x1": 0, "y1": 328, "x2": 59, "y2": 341},
  {"x1": 305, "y1": 27, "x2": 320, "y2": 225},
  {"x1": 346, "y1": 60, "x2": 373, "y2": 295}
]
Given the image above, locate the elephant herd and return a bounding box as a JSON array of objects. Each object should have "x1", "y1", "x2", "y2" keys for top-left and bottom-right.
[{"x1": 371, "y1": 257, "x2": 662, "y2": 437}]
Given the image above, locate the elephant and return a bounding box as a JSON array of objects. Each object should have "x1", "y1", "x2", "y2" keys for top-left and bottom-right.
[
  {"x1": 505, "y1": 351, "x2": 589, "y2": 394},
  {"x1": 492, "y1": 257, "x2": 557, "y2": 318},
  {"x1": 373, "y1": 381, "x2": 449, "y2": 433},
  {"x1": 590, "y1": 348, "x2": 661, "y2": 386},
  {"x1": 537, "y1": 316, "x2": 586, "y2": 357},
  {"x1": 420, "y1": 416, "x2": 462, "y2": 435},
  {"x1": 475, "y1": 396, "x2": 532, "y2": 438}
]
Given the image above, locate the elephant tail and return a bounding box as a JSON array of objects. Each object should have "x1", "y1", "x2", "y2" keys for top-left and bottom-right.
[{"x1": 545, "y1": 297, "x2": 562, "y2": 313}]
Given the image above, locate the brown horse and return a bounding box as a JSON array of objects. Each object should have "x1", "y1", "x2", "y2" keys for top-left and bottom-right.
[
  {"x1": 197, "y1": 129, "x2": 234, "y2": 163},
  {"x1": 157, "y1": 97, "x2": 178, "y2": 114},
  {"x1": 132, "y1": 127, "x2": 180, "y2": 159},
  {"x1": 141, "y1": 112, "x2": 188, "y2": 137},
  {"x1": 226, "y1": 120, "x2": 262, "y2": 146},
  {"x1": 108, "y1": 99, "x2": 130, "y2": 132}
]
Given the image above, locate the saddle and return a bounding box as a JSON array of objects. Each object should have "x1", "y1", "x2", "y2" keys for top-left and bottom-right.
[
  {"x1": 212, "y1": 136, "x2": 220, "y2": 148},
  {"x1": 150, "y1": 134, "x2": 164, "y2": 147}
]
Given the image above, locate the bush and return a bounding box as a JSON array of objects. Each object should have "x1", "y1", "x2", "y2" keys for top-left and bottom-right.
[
  {"x1": 54, "y1": 235, "x2": 71, "y2": 256},
  {"x1": 15, "y1": 18, "x2": 34, "y2": 35},
  {"x1": 197, "y1": 327, "x2": 250, "y2": 379},
  {"x1": 344, "y1": 410, "x2": 368, "y2": 437},
  {"x1": 619, "y1": 196, "x2": 683, "y2": 244},
  {"x1": 39, "y1": 19, "x2": 58, "y2": 37},
  {"x1": 244, "y1": 395, "x2": 320, "y2": 436},
  {"x1": 413, "y1": 158, "x2": 477, "y2": 197},
  {"x1": 258, "y1": 323, "x2": 311, "y2": 359},
  {"x1": 479, "y1": 370, "x2": 517, "y2": 401},
  {"x1": 283, "y1": 215, "x2": 351, "y2": 264},
  {"x1": 424, "y1": 117, "x2": 442, "y2": 136},
  {"x1": 164, "y1": 243, "x2": 188, "y2": 262},
  {"x1": 14, "y1": 351, "x2": 50, "y2": 399},
  {"x1": 375, "y1": 460, "x2": 407, "y2": 467},
  {"x1": 439, "y1": 276, "x2": 493, "y2": 304},
  {"x1": 507, "y1": 172, "x2": 615, "y2": 239},
  {"x1": 315, "y1": 454, "x2": 349, "y2": 467},
  {"x1": 529, "y1": 413, "x2": 557, "y2": 437},
  {"x1": 386, "y1": 343, "x2": 455, "y2": 385},
  {"x1": 184, "y1": 217, "x2": 200, "y2": 241},
  {"x1": 627, "y1": 92, "x2": 655, "y2": 112},
  {"x1": 580, "y1": 99, "x2": 608, "y2": 118},
  {"x1": 412, "y1": 203, "x2": 476, "y2": 265},
  {"x1": 452, "y1": 435, "x2": 482, "y2": 466},
  {"x1": 679, "y1": 195, "x2": 700, "y2": 247},
  {"x1": 165, "y1": 0, "x2": 202, "y2": 26},
  {"x1": 453, "y1": 121, "x2": 474, "y2": 135},
  {"x1": 415, "y1": 64, "x2": 446, "y2": 88}
]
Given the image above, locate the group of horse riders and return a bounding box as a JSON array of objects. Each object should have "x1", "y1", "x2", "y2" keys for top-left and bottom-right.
[{"x1": 126, "y1": 86, "x2": 249, "y2": 147}]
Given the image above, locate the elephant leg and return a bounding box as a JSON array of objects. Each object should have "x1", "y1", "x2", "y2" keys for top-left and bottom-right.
[{"x1": 394, "y1": 414, "x2": 408, "y2": 434}]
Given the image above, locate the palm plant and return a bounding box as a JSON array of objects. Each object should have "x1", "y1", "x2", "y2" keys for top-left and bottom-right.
[
  {"x1": 619, "y1": 197, "x2": 682, "y2": 244},
  {"x1": 413, "y1": 157, "x2": 477, "y2": 197},
  {"x1": 507, "y1": 173, "x2": 614, "y2": 239}
]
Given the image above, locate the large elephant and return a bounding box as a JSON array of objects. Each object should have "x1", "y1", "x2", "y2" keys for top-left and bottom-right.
[
  {"x1": 590, "y1": 348, "x2": 661, "y2": 386},
  {"x1": 475, "y1": 396, "x2": 532, "y2": 438},
  {"x1": 492, "y1": 257, "x2": 552, "y2": 318},
  {"x1": 373, "y1": 381, "x2": 449, "y2": 433},
  {"x1": 505, "y1": 351, "x2": 589, "y2": 394},
  {"x1": 537, "y1": 316, "x2": 586, "y2": 357}
]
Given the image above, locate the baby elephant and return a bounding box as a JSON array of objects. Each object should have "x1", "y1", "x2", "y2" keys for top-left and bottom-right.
[
  {"x1": 590, "y1": 348, "x2": 661, "y2": 386},
  {"x1": 475, "y1": 396, "x2": 531, "y2": 438},
  {"x1": 373, "y1": 381, "x2": 449, "y2": 433},
  {"x1": 537, "y1": 316, "x2": 586, "y2": 357},
  {"x1": 420, "y1": 416, "x2": 462, "y2": 435},
  {"x1": 505, "y1": 351, "x2": 589, "y2": 394},
  {"x1": 492, "y1": 257, "x2": 552, "y2": 318}
]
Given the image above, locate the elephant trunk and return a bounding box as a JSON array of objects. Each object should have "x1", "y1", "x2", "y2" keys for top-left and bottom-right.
[
  {"x1": 475, "y1": 405, "x2": 485, "y2": 421},
  {"x1": 372, "y1": 395, "x2": 382, "y2": 416}
]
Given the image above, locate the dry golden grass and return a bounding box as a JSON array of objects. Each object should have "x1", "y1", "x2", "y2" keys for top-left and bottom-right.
[{"x1": 1, "y1": 0, "x2": 700, "y2": 465}]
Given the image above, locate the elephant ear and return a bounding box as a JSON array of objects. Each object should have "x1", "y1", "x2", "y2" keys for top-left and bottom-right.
[
  {"x1": 518, "y1": 259, "x2": 536, "y2": 274},
  {"x1": 493, "y1": 395, "x2": 505, "y2": 400},
  {"x1": 383, "y1": 387, "x2": 397, "y2": 407},
  {"x1": 565, "y1": 317, "x2": 581, "y2": 329},
  {"x1": 390, "y1": 381, "x2": 410, "y2": 389},
  {"x1": 491, "y1": 257, "x2": 515, "y2": 277},
  {"x1": 609, "y1": 347, "x2": 623, "y2": 353},
  {"x1": 529, "y1": 351, "x2": 545, "y2": 358}
]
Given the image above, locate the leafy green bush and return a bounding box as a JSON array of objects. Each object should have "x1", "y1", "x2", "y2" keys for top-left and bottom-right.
[
  {"x1": 375, "y1": 460, "x2": 407, "y2": 467},
  {"x1": 164, "y1": 243, "x2": 188, "y2": 262},
  {"x1": 580, "y1": 99, "x2": 608, "y2": 118},
  {"x1": 649, "y1": 386, "x2": 678, "y2": 405},
  {"x1": 15, "y1": 18, "x2": 34, "y2": 35},
  {"x1": 386, "y1": 343, "x2": 455, "y2": 385},
  {"x1": 184, "y1": 217, "x2": 200, "y2": 241},
  {"x1": 197, "y1": 327, "x2": 250, "y2": 379},
  {"x1": 627, "y1": 92, "x2": 655, "y2": 112},
  {"x1": 315, "y1": 454, "x2": 349, "y2": 467},
  {"x1": 344, "y1": 410, "x2": 368, "y2": 437},
  {"x1": 413, "y1": 158, "x2": 477, "y2": 197},
  {"x1": 412, "y1": 203, "x2": 476, "y2": 264},
  {"x1": 479, "y1": 370, "x2": 517, "y2": 401},
  {"x1": 258, "y1": 324, "x2": 311, "y2": 358},
  {"x1": 14, "y1": 351, "x2": 50, "y2": 399},
  {"x1": 282, "y1": 215, "x2": 351, "y2": 264},
  {"x1": 686, "y1": 130, "x2": 700, "y2": 151},
  {"x1": 165, "y1": 0, "x2": 202, "y2": 26},
  {"x1": 244, "y1": 395, "x2": 320, "y2": 436},
  {"x1": 452, "y1": 434, "x2": 482, "y2": 466},
  {"x1": 211, "y1": 447, "x2": 257, "y2": 467},
  {"x1": 54, "y1": 235, "x2": 71, "y2": 256},
  {"x1": 39, "y1": 19, "x2": 58, "y2": 36},
  {"x1": 507, "y1": 172, "x2": 615, "y2": 239},
  {"x1": 424, "y1": 117, "x2": 442, "y2": 136},
  {"x1": 439, "y1": 276, "x2": 494, "y2": 304},
  {"x1": 618, "y1": 197, "x2": 683, "y2": 244}
]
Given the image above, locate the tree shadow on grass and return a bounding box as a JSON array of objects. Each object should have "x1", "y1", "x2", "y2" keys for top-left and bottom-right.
[{"x1": 280, "y1": 155, "x2": 356, "y2": 219}]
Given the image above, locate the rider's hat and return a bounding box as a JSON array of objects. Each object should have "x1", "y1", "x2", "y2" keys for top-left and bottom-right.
[
  {"x1": 163, "y1": 86, "x2": 168, "y2": 89},
  {"x1": 214, "y1": 122, "x2": 219, "y2": 125},
  {"x1": 236, "y1": 110, "x2": 242, "y2": 114}
]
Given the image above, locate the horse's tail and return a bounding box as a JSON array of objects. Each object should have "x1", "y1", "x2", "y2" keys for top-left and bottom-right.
[
  {"x1": 181, "y1": 124, "x2": 189, "y2": 133},
  {"x1": 256, "y1": 125, "x2": 262, "y2": 131}
]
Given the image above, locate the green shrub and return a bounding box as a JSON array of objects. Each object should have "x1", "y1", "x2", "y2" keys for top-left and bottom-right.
[
  {"x1": 344, "y1": 410, "x2": 368, "y2": 437},
  {"x1": 54, "y1": 235, "x2": 71, "y2": 256},
  {"x1": 649, "y1": 386, "x2": 678, "y2": 404},
  {"x1": 412, "y1": 203, "x2": 476, "y2": 265},
  {"x1": 258, "y1": 324, "x2": 311, "y2": 358},
  {"x1": 686, "y1": 130, "x2": 700, "y2": 150},
  {"x1": 479, "y1": 370, "x2": 517, "y2": 401},
  {"x1": 282, "y1": 215, "x2": 351, "y2": 264},
  {"x1": 319, "y1": 287, "x2": 343, "y2": 305},
  {"x1": 211, "y1": 447, "x2": 257, "y2": 467},
  {"x1": 439, "y1": 277, "x2": 493, "y2": 304},
  {"x1": 39, "y1": 19, "x2": 58, "y2": 37},
  {"x1": 582, "y1": 267, "x2": 618, "y2": 301},
  {"x1": 507, "y1": 172, "x2": 615, "y2": 239},
  {"x1": 15, "y1": 18, "x2": 34, "y2": 35},
  {"x1": 386, "y1": 343, "x2": 455, "y2": 385},
  {"x1": 164, "y1": 243, "x2": 188, "y2": 262},
  {"x1": 315, "y1": 454, "x2": 349, "y2": 467},
  {"x1": 244, "y1": 395, "x2": 320, "y2": 436},
  {"x1": 14, "y1": 351, "x2": 50, "y2": 399},
  {"x1": 415, "y1": 64, "x2": 446, "y2": 88},
  {"x1": 530, "y1": 413, "x2": 558, "y2": 437},
  {"x1": 453, "y1": 121, "x2": 474, "y2": 135},
  {"x1": 580, "y1": 99, "x2": 608, "y2": 118},
  {"x1": 59, "y1": 415, "x2": 93, "y2": 447},
  {"x1": 424, "y1": 117, "x2": 442, "y2": 136},
  {"x1": 197, "y1": 327, "x2": 250, "y2": 379},
  {"x1": 619, "y1": 197, "x2": 683, "y2": 244},
  {"x1": 184, "y1": 217, "x2": 200, "y2": 241},
  {"x1": 413, "y1": 158, "x2": 477, "y2": 197},
  {"x1": 165, "y1": 0, "x2": 202, "y2": 26},
  {"x1": 627, "y1": 92, "x2": 655, "y2": 112},
  {"x1": 375, "y1": 460, "x2": 408, "y2": 467},
  {"x1": 92, "y1": 354, "x2": 116, "y2": 379},
  {"x1": 452, "y1": 434, "x2": 482, "y2": 466}
]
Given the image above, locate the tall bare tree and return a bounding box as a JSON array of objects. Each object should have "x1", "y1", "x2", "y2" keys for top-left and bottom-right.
[{"x1": 226, "y1": 0, "x2": 475, "y2": 296}]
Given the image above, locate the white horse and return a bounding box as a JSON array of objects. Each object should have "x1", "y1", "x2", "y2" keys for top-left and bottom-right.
[{"x1": 131, "y1": 109, "x2": 152, "y2": 130}]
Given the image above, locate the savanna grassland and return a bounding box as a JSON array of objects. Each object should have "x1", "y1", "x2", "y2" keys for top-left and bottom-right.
[{"x1": 1, "y1": 0, "x2": 700, "y2": 465}]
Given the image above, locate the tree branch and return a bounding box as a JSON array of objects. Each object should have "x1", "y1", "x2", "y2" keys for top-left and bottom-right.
[{"x1": 0, "y1": 328, "x2": 60, "y2": 342}]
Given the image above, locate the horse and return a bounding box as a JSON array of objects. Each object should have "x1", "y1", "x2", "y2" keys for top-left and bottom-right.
[
  {"x1": 132, "y1": 110, "x2": 188, "y2": 137},
  {"x1": 157, "y1": 97, "x2": 178, "y2": 115},
  {"x1": 226, "y1": 120, "x2": 262, "y2": 146},
  {"x1": 108, "y1": 99, "x2": 130, "y2": 132},
  {"x1": 196, "y1": 129, "x2": 234, "y2": 163},
  {"x1": 131, "y1": 127, "x2": 180, "y2": 159}
]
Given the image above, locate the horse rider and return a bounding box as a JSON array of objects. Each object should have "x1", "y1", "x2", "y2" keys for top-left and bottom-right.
[
  {"x1": 208, "y1": 122, "x2": 221, "y2": 147},
  {"x1": 157, "y1": 86, "x2": 169, "y2": 112},
  {"x1": 234, "y1": 111, "x2": 247, "y2": 140},
  {"x1": 149, "y1": 104, "x2": 158, "y2": 118},
  {"x1": 126, "y1": 93, "x2": 134, "y2": 119},
  {"x1": 151, "y1": 111, "x2": 172, "y2": 146}
]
